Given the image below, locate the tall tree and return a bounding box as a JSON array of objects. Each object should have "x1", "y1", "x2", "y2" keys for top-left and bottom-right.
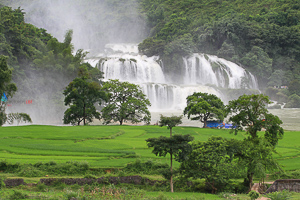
[
  {"x1": 101, "y1": 79, "x2": 151, "y2": 125},
  {"x1": 157, "y1": 115, "x2": 182, "y2": 192},
  {"x1": 0, "y1": 55, "x2": 17, "y2": 126},
  {"x1": 183, "y1": 92, "x2": 225, "y2": 128},
  {"x1": 226, "y1": 94, "x2": 284, "y2": 145},
  {"x1": 63, "y1": 67, "x2": 107, "y2": 125},
  {"x1": 226, "y1": 94, "x2": 284, "y2": 189},
  {"x1": 146, "y1": 134, "x2": 194, "y2": 193}
]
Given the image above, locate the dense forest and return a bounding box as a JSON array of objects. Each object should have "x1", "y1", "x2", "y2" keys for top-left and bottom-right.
[
  {"x1": 139, "y1": 0, "x2": 300, "y2": 107},
  {"x1": 1, "y1": 0, "x2": 300, "y2": 111}
]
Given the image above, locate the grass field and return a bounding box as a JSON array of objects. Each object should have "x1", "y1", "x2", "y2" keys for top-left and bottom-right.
[{"x1": 0, "y1": 125, "x2": 299, "y2": 171}]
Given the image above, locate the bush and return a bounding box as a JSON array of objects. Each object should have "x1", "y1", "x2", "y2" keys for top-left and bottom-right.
[
  {"x1": 84, "y1": 174, "x2": 97, "y2": 179},
  {"x1": 0, "y1": 176, "x2": 5, "y2": 189},
  {"x1": 36, "y1": 183, "x2": 47, "y2": 192},
  {"x1": 248, "y1": 190, "x2": 260, "y2": 200},
  {"x1": 266, "y1": 190, "x2": 292, "y2": 200},
  {"x1": 18, "y1": 166, "x2": 43, "y2": 177},
  {"x1": 64, "y1": 189, "x2": 78, "y2": 200},
  {"x1": 9, "y1": 190, "x2": 28, "y2": 200},
  {"x1": 123, "y1": 159, "x2": 169, "y2": 174}
]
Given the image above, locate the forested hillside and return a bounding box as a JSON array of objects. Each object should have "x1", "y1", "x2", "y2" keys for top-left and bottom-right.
[
  {"x1": 139, "y1": 0, "x2": 300, "y2": 106},
  {"x1": 0, "y1": 5, "x2": 100, "y2": 123},
  {"x1": 1, "y1": 0, "x2": 300, "y2": 108}
]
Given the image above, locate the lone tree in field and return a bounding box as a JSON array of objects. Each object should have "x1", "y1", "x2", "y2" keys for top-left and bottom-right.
[
  {"x1": 159, "y1": 115, "x2": 183, "y2": 137},
  {"x1": 63, "y1": 67, "x2": 107, "y2": 125},
  {"x1": 146, "y1": 134, "x2": 194, "y2": 193},
  {"x1": 101, "y1": 79, "x2": 151, "y2": 125},
  {"x1": 183, "y1": 92, "x2": 225, "y2": 128},
  {"x1": 146, "y1": 115, "x2": 187, "y2": 193},
  {"x1": 226, "y1": 94, "x2": 284, "y2": 189}
]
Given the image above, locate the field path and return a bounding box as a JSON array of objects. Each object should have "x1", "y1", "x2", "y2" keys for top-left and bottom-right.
[{"x1": 251, "y1": 182, "x2": 274, "y2": 200}]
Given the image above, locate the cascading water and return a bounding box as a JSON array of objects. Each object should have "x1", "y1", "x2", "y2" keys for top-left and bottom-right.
[
  {"x1": 183, "y1": 54, "x2": 258, "y2": 89},
  {"x1": 86, "y1": 43, "x2": 258, "y2": 111}
]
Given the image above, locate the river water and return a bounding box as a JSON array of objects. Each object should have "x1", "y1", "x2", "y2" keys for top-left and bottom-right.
[{"x1": 150, "y1": 108, "x2": 300, "y2": 131}]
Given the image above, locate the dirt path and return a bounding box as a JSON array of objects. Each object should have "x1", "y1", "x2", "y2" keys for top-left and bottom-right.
[{"x1": 251, "y1": 182, "x2": 274, "y2": 200}]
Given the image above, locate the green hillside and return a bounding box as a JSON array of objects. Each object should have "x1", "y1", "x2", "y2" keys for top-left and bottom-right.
[{"x1": 139, "y1": 0, "x2": 300, "y2": 105}]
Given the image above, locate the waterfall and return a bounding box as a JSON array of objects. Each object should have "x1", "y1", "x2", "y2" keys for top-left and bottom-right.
[
  {"x1": 183, "y1": 54, "x2": 258, "y2": 89},
  {"x1": 86, "y1": 44, "x2": 258, "y2": 111}
]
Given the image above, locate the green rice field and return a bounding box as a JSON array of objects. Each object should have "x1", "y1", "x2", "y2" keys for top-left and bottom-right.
[{"x1": 0, "y1": 125, "x2": 299, "y2": 171}]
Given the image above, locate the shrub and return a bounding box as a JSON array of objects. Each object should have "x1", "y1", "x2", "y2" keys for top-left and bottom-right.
[
  {"x1": 84, "y1": 174, "x2": 97, "y2": 179},
  {"x1": 248, "y1": 190, "x2": 260, "y2": 200},
  {"x1": 266, "y1": 190, "x2": 292, "y2": 200},
  {"x1": 123, "y1": 159, "x2": 169, "y2": 174},
  {"x1": 36, "y1": 183, "x2": 47, "y2": 192},
  {"x1": 9, "y1": 190, "x2": 28, "y2": 200},
  {"x1": 64, "y1": 189, "x2": 78, "y2": 200},
  {"x1": 18, "y1": 166, "x2": 43, "y2": 177},
  {"x1": 0, "y1": 176, "x2": 5, "y2": 189}
]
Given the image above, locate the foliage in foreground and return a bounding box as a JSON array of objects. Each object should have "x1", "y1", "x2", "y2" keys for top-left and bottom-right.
[{"x1": 266, "y1": 190, "x2": 292, "y2": 200}]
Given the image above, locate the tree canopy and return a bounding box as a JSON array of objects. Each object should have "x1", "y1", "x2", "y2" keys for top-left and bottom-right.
[
  {"x1": 159, "y1": 115, "x2": 182, "y2": 137},
  {"x1": 226, "y1": 94, "x2": 284, "y2": 189},
  {"x1": 226, "y1": 94, "x2": 284, "y2": 146},
  {"x1": 0, "y1": 55, "x2": 17, "y2": 126},
  {"x1": 183, "y1": 92, "x2": 225, "y2": 128},
  {"x1": 146, "y1": 134, "x2": 194, "y2": 192},
  {"x1": 101, "y1": 79, "x2": 151, "y2": 125},
  {"x1": 63, "y1": 67, "x2": 107, "y2": 125},
  {"x1": 180, "y1": 137, "x2": 239, "y2": 193}
]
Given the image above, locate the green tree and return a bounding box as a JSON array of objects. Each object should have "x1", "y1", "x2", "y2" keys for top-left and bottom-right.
[
  {"x1": 63, "y1": 67, "x2": 107, "y2": 125},
  {"x1": 285, "y1": 94, "x2": 300, "y2": 108},
  {"x1": 241, "y1": 46, "x2": 273, "y2": 85},
  {"x1": 159, "y1": 115, "x2": 182, "y2": 137},
  {"x1": 288, "y1": 79, "x2": 300, "y2": 96},
  {"x1": 101, "y1": 79, "x2": 151, "y2": 125},
  {"x1": 183, "y1": 92, "x2": 225, "y2": 128},
  {"x1": 180, "y1": 137, "x2": 239, "y2": 194},
  {"x1": 146, "y1": 134, "x2": 194, "y2": 193},
  {"x1": 226, "y1": 94, "x2": 284, "y2": 145},
  {"x1": 236, "y1": 138, "x2": 281, "y2": 192},
  {"x1": 157, "y1": 114, "x2": 182, "y2": 192},
  {"x1": 0, "y1": 55, "x2": 17, "y2": 126},
  {"x1": 226, "y1": 94, "x2": 284, "y2": 189}
]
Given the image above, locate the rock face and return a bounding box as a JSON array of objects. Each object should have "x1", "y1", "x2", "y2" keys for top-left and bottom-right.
[{"x1": 265, "y1": 179, "x2": 300, "y2": 193}]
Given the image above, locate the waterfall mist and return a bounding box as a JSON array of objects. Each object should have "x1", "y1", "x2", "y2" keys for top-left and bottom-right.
[
  {"x1": 3, "y1": 0, "x2": 148, "y2": 125},
  {"x1": 5, "y1": 0, "x2": 148, "y2": 50}
]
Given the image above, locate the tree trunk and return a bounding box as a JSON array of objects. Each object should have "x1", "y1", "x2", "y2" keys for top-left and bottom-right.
[
  {"x1": 170, "y1": 152, "x2": 173, "y2": 193},
  {"x1": 120, "y1": 119, "x2": 123, "y2": 125},
  {"x1": 170, "y1": 128, "x2": 173, "y2": 192},
  {"x1": 245, "y1": 170, "x2": 254, "y2": 192},
  {"x1": 83, "y1": 104, "x2": 86, "y2": 125}
]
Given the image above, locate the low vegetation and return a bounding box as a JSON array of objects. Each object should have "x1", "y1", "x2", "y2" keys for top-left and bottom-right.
[{"x1": 0, "y1": 125, "x2": 299, "y2": 199}]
